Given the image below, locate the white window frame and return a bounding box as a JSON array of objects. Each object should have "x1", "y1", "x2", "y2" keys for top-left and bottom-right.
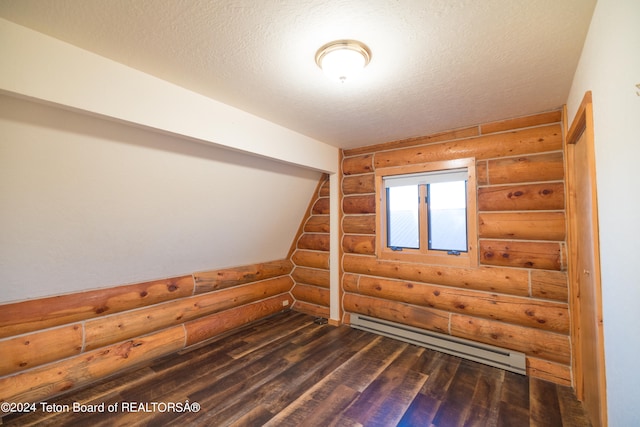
[{"x1": 375, "y1": 158, "x2": 478, "y2": 267}]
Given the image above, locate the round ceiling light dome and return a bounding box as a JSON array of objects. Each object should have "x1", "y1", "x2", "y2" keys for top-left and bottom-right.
[{"x1": 315, "y1": 40, "x2": 371, "y2": 82}]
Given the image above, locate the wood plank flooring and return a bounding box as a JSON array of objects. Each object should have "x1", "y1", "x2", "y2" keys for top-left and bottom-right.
[{"x1": 2, "y1": 311, "x2": 591, "y2": 426}]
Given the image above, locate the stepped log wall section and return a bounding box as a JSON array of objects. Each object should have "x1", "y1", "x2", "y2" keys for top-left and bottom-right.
[
  {"x1": 289, "y1": 176, "x2": 332, "y2": 318},
  {"x1": 340, "y1": 110, "x2": 572, "y2": 385}
]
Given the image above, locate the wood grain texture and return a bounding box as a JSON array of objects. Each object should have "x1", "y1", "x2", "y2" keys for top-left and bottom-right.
[
  {"x1": 344, "y1": 125, "x2": 480, "y2": 157},
  {"x1": 295, "y1": 234, "x2": 330, "y2": 251},
  {"x1": 291, "y1": 284, "x2": 330, "y2": 307},
  {"x1": 1, "y1": 311, "x2": 589, "y2": 426},
  {"x1": 353, "y1": 275, "x2": 569, "y2": 333},
  {"x1": 342, "y1": 154, "x2": 373, "y2": 175},
  {"x1": 184, "y1": 294, "x2": 292, "y2": 346},
  {"x1": 374, "y1": 125, "x2": 562, "y2": 169},
  {"x1": 291, "y1": 300, "x2": 331, "y2": 319},
  {"x1": 480, "y1": 110, "x2": 561, "y2": 134},
  {"x1": 84, "y1": 277, "x2": 292, "y2": 350},
  {"x1": 303, "y1": 215, "x2": 330, "y2": 233},
  {"x1": 0, "y1": 324, "x2": 83, "y2": 376},
  {"x1": 344, "y1": 293, "x2": 450, "y2": 334},
  {"x1": 342, "y1": 214, "x2": 376, "y2": 234},
  {"x1": 530, "y1": 270, "x2": 568, "y2": 302},
  {"x1": 480, "y1": 240, "x2": 562, "y2": 270},
  {"x1": 487, "y1": 152, "x2": 564, "y2": 184},
  {"x1": 0, "y1": 275, "x2": 194, "y2": 338},
  {"x1": 450, "y1": 314, "x2": 570, "y2": 364},
  {"x1": 342, "y1": 194, "x2": 376, "y2": 214},
  {"x1": 342, "y1": 173, "x2": 375, "y2": 194},
  {"x1": 0, "y1": 325, "x2": 185, "y2": 405},
  {"x1": 479, "y1": 212, "x2": 565, "y2": 241},
  {"x1": 342, "y1": 234, "x2": 376, "y2": 255},
  {"x1": 343, "y1": 254, "x2": 530, "y2": 296},
  {"x1": 193, "y1": 260, "x2": 293, "y2": 294},
  {"x1": 291, "y1": 250, "x2": 329, "y2": 269},
  {"x1": 311, "y1": 197, "x2": 330, "y2": 215},
  {"x1": 478, "y1": 182, "x2": 565, "y2": 211},
  {"x1": 291, "y1": 267, "x2": 330, "y2": 288}
]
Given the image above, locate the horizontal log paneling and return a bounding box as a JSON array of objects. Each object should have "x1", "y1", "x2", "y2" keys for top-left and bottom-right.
[
  {"x1": 342, "y1": 215, "x2": 376, "y2": 234},
  {"x1": 476, "y1": 161, "x2": 489, "y2": 185},
  {"x1": 527, "y1": 357, "x2": 572, "y2": 387},
  {"x1": 0, "y1": 276, "x2": 194, "y2": 339},
  {"x1": 342, "y1": 291, "x2": 571, "y2": 379},
  {"x1": 342, "y1": 235, "x2": 376, "y2": 255},
  {"x1": 0, "y1": 259, "x2": 295, "y2": 405},
  {"x1": 193, "y1": 260, "x2": 293, "y2": 294},
  {"x1": 478, "y1": 212, "x2": 566, "y2": 241},
  {"x1": 487, "y1": 152, "x2": 564, "y2": 184},
  {"x1": 344, "y1": 126, "x2": 480, "y2": 157},
  {"x1": 292, "y1": 300, "x2": 331, "y2": 319},
  {"x1": 530, "y1": 270, "x2": 569, "y2": 302},
  {"x1": 0, "y1": 326, "x2": 186, "y2": 405},
  {"x1": 480, "y1": 111, "x2": 562, "y2": 134},
  {"x1": 480, "y1": 240, "x2": 562, "y2": 270},
  {"x1": 449, "y1": 314, "x2": 570, "y2": 364},
  {"x1": 296, "y1": 234, "x2": 330, "y2": 252},
  {"x1": 343, "y1": 195, "x2": 376, "y2": 214},
  {"x1": 477, "y1": 182, "x2": 565, "y2": 211},
  {"x1": 304, "y1": 215, "x2": 330, "y2": 233},
  {"x1": 343, "y1": 294, "x2": 450, "y2": 334},
  {"x1": 339, "y1": 111, "x2": 571, "y2": 384},
  {"x1": 184, "y1": 294, "x2": 292, "y2": 347},
  {"x1": 374, "y1": 125, "x2": 562, "y2": 169},
  {"x1": 312, "y1": 198, "x2": 330, "y2": 215},
  {"x1": 289, "y1": 173, "x2": 331, "y2": 316},
  {"x1": 319, "y1": 178, "x2": 331, "y2": 197},
  {"x1": 291, "y1": 284, "x2": 330, "y2": 307},
  {"x1": 292, "y1": 250, "x2": 330, "y2": 270},
  {"x1": 343, "y1": 274, "x2": 360, "y2": 293},
  {"x1": 84, "y1": 277, "x2": 293, "y2": 350},
  {"x1": 342, "y1": 174, "x2": 375, "y2": 194},
  {"x1": 354, "y1": 276, "x2": 569, "y2": 333},
  {"x1": 342, "y1": 154, "x2": 373, "y2": 175},
  {"x1": 0, "y1": 324, "x2": 83, "y2": 376},
  {"x1": 292, "y1": 267, "x2": 330, "y2": 288},
  {"x1": 343, "y1": 254, "x2": 530, "y2": 296}
]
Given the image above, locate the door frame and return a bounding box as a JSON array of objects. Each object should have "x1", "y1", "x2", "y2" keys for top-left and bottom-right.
[{"x1": 564, "y1": 91, "x2": 607, "y2": 426}]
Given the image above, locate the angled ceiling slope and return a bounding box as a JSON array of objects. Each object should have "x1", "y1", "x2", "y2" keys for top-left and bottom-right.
[{"x1": 0, "y1": 0, "x2": 596, "y2": 149}]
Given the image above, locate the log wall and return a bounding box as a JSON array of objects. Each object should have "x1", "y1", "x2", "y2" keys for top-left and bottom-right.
[
  {"x1": 341, "y1": 110, "x2": 572, "y2": 385},
  {"x1": 0, "y1": 260, "x2": 293, "y2": 404},
  {"x1": 289, "y1": 175, "x2": 332, "y2": 319}
]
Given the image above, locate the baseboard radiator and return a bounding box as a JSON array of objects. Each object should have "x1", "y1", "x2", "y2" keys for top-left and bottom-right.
[{"x1": 350, "y1": 314, "x2": 526, "y2": 375}]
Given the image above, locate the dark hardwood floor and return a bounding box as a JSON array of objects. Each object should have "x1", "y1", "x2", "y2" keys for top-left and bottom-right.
[{"x1": 3, "y1": 311, "x2": 591, "y2": 426}]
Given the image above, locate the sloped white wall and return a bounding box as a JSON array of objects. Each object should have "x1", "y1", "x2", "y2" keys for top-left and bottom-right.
[
  {"x1": 0, "y1": 94, "x2": 321, "y2": 303},
  {"x1": 566, "y1": 0, "x2": 640, "y2": 424}
]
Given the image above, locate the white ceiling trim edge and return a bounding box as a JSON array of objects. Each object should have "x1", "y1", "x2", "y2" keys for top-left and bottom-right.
[{"x1": 0, "y1": 19, "x2": 338, "y2": 174}]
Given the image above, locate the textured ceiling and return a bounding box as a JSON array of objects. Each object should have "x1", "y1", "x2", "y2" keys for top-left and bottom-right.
[{"x1": 0, "y1": 0, "x2": 596, "y2": 149}]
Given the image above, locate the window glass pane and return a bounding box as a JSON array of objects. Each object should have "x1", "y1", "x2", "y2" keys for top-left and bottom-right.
[
  {"x1": 387, "y1": 185, "x2": 419, "y2": 249},
  {"x1": 428, "y1": 181, "x2": 467, "y2": 251}
]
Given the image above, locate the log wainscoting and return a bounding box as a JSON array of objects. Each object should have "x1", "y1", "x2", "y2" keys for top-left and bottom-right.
[
  {"x1": 340, "y1": 110, "x2": 572, "y2": 386},
  {"x1": 0, "y1": 260, "x2": 294, "y2": 405}
]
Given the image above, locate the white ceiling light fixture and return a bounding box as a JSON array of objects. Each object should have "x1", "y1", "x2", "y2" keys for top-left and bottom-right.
[{"x1": 315, "y1": 39, "x2": 372, "y2": 83}]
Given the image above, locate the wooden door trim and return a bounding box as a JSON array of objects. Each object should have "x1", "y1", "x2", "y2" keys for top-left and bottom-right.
[{"x1": 565, "y1": 91, "x2": 607, "y2": 426}]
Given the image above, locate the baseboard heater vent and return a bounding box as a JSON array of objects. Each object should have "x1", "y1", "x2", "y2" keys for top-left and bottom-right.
[{"x1": 350, "y1": 314, "x2": 526, "y2": 375}]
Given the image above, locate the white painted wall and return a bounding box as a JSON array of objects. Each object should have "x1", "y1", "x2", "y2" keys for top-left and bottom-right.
[
  {"x1": 0, "y1": 94, "x2": 321, "y2": 303},
  {"x1": 0, "y1": 18, "x2": 338, "y2": 174},
  {"x1": 566, "y1": 0, "x2": 640, "y2": 423}
]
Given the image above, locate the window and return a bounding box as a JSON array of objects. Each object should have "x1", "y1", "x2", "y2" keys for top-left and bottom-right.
[{"x1": 375, "y1": 158, "x2": 477, "y2": 267}]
